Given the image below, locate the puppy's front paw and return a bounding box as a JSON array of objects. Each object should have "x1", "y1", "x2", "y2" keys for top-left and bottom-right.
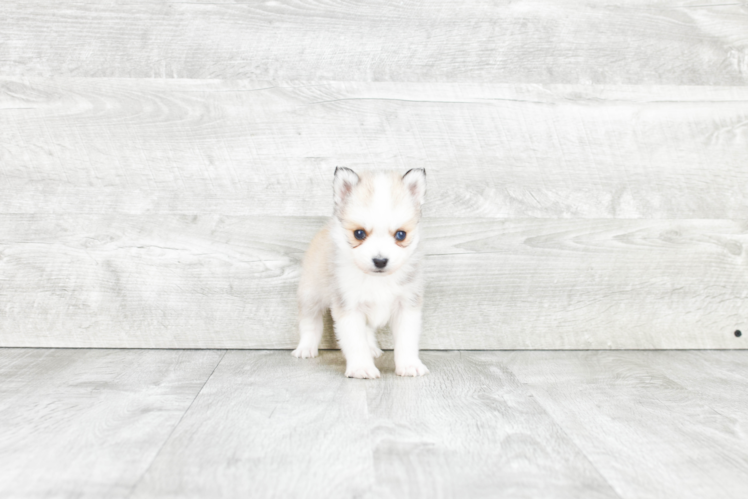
[
  {"x1": 345, "y1": 364, "x2": 381, "y2": 379},
  {"x1": 291, "y1": 345, "x2": 318, "y2": 358},
  {"x1": 396, "y1": 360, "x2": 429, "y2": 377}
]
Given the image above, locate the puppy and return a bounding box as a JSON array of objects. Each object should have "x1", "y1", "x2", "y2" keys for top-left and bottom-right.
[{"x1": 292, "y1": 167, "x2": 429, "y2": 379}]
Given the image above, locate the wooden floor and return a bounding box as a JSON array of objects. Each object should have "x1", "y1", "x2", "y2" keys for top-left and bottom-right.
[{"x1": 2, "y1": 348, "x2": 747, "y2": 498}]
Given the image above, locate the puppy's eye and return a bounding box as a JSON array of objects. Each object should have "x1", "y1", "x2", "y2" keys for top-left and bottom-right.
[
  {"x1": 395, "y1": 230, "x2": 406, "y2": 241},
  {"x1": 353, "y1": 229, "x2": 367, "y2": 240}
]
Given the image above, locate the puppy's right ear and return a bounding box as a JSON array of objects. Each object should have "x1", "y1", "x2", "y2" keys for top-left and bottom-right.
[
  {"x1": 402, "y1": 168, "x2": 426, "y2": 206},
  {"x1": 333, "y1": 167, "x2": 359, "y2": 211}
]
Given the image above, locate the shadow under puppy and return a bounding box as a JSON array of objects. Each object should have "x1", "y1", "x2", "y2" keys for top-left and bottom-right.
[{"x1": 293, "y1": 167, "x2": 429, "y2": 379}]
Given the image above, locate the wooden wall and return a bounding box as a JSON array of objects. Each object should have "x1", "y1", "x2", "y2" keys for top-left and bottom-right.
[{"x1": 1, "y1": 0, "x2": 746, "y2": 349}]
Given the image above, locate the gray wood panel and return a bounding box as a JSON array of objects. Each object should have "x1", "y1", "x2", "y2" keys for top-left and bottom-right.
[
  {"x1": 0, "y1": 348, "x2": 224, "y2": 498},
  {"x1": 1, "y1": 1, "x2": 747, "y2": 84},
  {"x1": 2, "y1": 78, "x2": 747, "y2": 218},
  {"x1": 502, "y1": 351, "x2": 748, "y2": 498},
  {"x1": 130, "y1": 350, "x2": 618, "y2": 498},
  {"x1": 1, "y1": 215, "x2": 745, "y2": 349}
]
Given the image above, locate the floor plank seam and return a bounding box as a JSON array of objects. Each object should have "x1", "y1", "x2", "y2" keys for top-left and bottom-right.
[
  {"x1": 124, "y1": 349, "x2": 228, "y2": 498},
  {"x1": 509, "y1": 374, "x2": 624, "y2": 498}
]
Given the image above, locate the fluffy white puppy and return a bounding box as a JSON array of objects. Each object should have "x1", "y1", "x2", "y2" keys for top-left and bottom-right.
[{"x1": 292, "y1": 167, "x2": 429, "y2": 379}]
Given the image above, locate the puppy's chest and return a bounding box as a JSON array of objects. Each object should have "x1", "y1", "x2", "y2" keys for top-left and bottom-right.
[
  {"x1": 360, "y1": 300, "x2": 393, "y2": 329},
  {"x1": 344, "y1": 279, "x2": 402, "y2": 328}
]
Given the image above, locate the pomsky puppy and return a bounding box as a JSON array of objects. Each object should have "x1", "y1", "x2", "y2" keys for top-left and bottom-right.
[{"x1": 292, "y1": 167, "x2": 429, "y2": 379}]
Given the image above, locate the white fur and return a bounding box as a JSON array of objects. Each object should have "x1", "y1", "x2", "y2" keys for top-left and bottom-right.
[{"x1": 292, "y1": 168, "x2": 429, "y2": 379}]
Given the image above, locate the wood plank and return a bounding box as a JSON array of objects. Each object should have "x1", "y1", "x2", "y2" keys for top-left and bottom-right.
[
  {"x1": 634, "y1": 350, "x2": 748, "y2": 441},
  {"x1": 364, "y1": 351, "x2": 618, "y2": 498},
  {"x1": 1, "y1": 215, "x2": 745, "y2": 349},
  {"x1": 2, "y1": 78, "x2": 747, "y2": 218},
  {"x1": 130, "y1": 350, "x2": 376, "y2": 498},
  {"x1": 503, "y1": 351, "x2": 748, "y2": 497},
  {"x1": 130, "y1": 350, "x2": 618, "y2": 498},
  {"x1": 0, "y1": 348, "x2": 224, "y2": 498},
  {"x1": 1, "y1": 1, "x2": 746, "y2": 84}
]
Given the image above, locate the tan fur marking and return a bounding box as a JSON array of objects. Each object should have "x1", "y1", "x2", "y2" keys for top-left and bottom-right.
[
  {"x1": 393, "y1": 214, "x2": 419, "y2": 247},
  {"x1": 357, "y1": 174, "x2": 376, "y2": 205},
  {"x1": 341, "y1": 220, "x2": 367, "y2": 248},
  {"x1": 297, "y1": 225, "x2": 334, "y2": 313},
  {"x1": 339, "y1": 172, "x2": 376, "y2": 221}
]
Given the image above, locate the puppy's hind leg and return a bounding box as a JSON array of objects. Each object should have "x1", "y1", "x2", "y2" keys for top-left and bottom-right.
[{"x1": 292, "y1": 306, "x2": 324, "y2": 359}]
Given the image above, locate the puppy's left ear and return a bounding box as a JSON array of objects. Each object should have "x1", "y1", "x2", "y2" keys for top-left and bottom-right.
[{"x1": 403, "y1": 168, "x2": 426, "y2": 205}]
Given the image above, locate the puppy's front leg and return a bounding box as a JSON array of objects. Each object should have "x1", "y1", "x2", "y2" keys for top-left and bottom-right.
[
  {"x1": 332, "y1": 308, "x2": 380, "y2": 379},
  {"x1": 391, "y1": 305, "x2": 429, "y2": 377}
]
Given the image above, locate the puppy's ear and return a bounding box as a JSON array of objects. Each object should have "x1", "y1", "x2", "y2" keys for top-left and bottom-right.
[
  {"x1": 333, "y1": 167, "x2": 359, "y2": 210},
  {"x1": 402, "y1": 168, "x2": 426, "y2": 205}
]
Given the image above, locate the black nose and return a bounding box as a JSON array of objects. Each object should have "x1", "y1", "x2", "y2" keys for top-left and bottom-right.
[{"x1": 373, "y1": 258, "x2": 388, "y2": 269}]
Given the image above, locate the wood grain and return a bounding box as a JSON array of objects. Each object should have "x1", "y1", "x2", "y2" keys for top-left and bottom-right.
[
  {"x1": 3, "y1": 349, "x2": 748, "y2": 497},
  {"x1": 130, "y1": 350, "x2": 618, "y2": 498},
  {"x1": 364, "y1": 351, "x2": 617, "y2": 498},
  {"x1": 1, "y1": 215, "x2": 745, "y2": 349},
  {"x1": 0, "y1": 348, "x2": 224, "y2": 498},
  {"x1": 2, "y1": 1, "x2": 748, "y2": 352},
  {"x1": 130, "y1": 350, "x2": 376, "y2": 498},
  {"x1": 503, "y1": 350, "x2": 748, "y2": 498},
  {"x1": 636, "y1": 350, "x2": 748, "y2": 444},
  {"x1": 2, "y1": 79, "x2": 747, "y2": 218},
  {"x1": 1, "y1": 1, "x2": 747, "y2": 84},
  {"x1": 4, "y1": 349, "x2": 748, "y2": 497}
]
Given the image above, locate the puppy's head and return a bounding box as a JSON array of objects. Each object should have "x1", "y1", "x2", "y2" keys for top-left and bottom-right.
[{"x1": 332, "y1": 167, "x2": 426, "y2": 275}]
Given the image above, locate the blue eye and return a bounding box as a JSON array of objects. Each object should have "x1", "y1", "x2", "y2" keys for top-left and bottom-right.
[
  {"x1": 395, "y1": 230, "x2": 406, "y2": 241},
  {"x1": 353, "y1": 229, "x2": 366, "y2": 240}
]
